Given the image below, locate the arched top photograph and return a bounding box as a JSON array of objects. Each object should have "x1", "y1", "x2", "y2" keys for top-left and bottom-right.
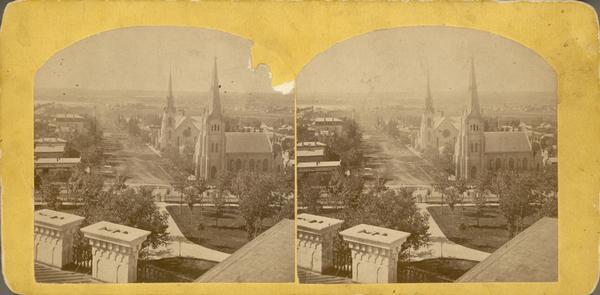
[
  {"x1": 296, "y1": 26, "x2": 557, "y2": 284},
  {"x1": 33, "y1": 26, "x2": 295, "y2": 284}
]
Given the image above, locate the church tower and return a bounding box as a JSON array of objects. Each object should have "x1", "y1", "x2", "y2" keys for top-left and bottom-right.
[
  {"x1": 195, "y1": 58, "x2": 226, "y2": 181},
  {"x1": 159, "y1": 70, "x2": 177, "y2": 152},
  {"x1": 418, "y1": 72, "x2": 436, "y2": 151},
  {"x1": 455, "y1": 58, "x2": 485, "y2": 180}
]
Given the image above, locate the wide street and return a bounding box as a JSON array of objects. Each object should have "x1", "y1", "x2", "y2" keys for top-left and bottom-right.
[
  {"x1": 360, "y1": 124, "x2": 433, "y2": 187},
  {"x1": 97, "y1": 104, "x2": 176, "y2": 186}
]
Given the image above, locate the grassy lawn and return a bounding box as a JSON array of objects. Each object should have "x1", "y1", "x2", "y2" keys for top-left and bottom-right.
[
  {"x1": 166, "y1": 205, "x2": 276, "y2": 254},
  {"x1": 407, "y1": 258, "x2": 478, "y2": 281},
  {"x1": 427, "y1": 205, "x2": 539, "y2": 253},
  {"x1": 145, "y1": 257, "x2": 218, "y2": 281}
]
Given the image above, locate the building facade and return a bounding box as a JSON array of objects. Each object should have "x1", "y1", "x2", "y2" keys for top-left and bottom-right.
[
  {"x1": 157, "y1": 73, "x2": 202, "y2": 155},
  {"x1": 454, "y1": 60, "x2": 540, "y2": 180},
  {"x1": 191, "y1": 59, "x2": 282, "y2": 181},
  {"x1": 416, "y1": 76, "x2": 459, "y2": 153}
]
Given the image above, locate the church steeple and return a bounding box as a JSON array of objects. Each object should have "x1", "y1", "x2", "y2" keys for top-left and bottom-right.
[
  {"x1": 466, "y1": 57, "x2": 481, "y2": 117},
  {"x1": 208, "y1": 57, "x2": 222, "y2": 117},
  {"x1": 166, "y1": 69, "x2": 175, "y2": 112},
  {"x1": 425, "y1": 72, "x2": 434, "y2": 113}
]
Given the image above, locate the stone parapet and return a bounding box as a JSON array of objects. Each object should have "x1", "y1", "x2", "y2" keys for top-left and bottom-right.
[
  {"x1": 296, "y1": 213, "x2": 344, "y2": 273},
  {"x1": 339, "y1": 224, "x2": 410, "y2": 283},
  {"x1": 81, "y1": 221, "x2": 150, "y2": 283},
  {"x1": 34, "y1": 209, "x2": 84, "y2": 268}
]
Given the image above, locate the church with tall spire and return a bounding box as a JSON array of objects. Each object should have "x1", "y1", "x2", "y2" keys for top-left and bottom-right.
[
  {"x1": 158, "y1": 58, "x2": 283, "y2": 181},
  {"x1": 415, "y1": 71, "x2": 460, "y2": 154},
  {"x1": 157, "y1": 68, "x2": 205, "y2": 156},
  {"x1": 453, "y1": 58, "x2": 541, "y2": 180}
]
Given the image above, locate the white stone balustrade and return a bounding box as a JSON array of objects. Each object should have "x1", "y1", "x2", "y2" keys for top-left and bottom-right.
[
  {"x1": 34, "y1": 209, "x2": 85, "y2": 268},
  {"x1": 339, "y1": 224, "x2": 410, "y2": 283},
  {"x1": 296, "y1": 213, "x2": 344, "y2": 273},
  {"x1": 81, "y1": 221, "x2": 150, "y2": 283}
]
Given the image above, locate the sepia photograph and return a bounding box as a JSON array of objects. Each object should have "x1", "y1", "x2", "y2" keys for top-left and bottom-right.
[
  {"x1": 33, "y1": 27, "x2": 295, "y2": 283},
  {"x1": 296, "y1": 26, "x2": 558, "y2": 284}
]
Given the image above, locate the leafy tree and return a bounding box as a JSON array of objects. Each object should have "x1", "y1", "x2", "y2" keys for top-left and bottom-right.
[
  {"x1": 298, "y1": 179, "x2": 321, "y2": 213},
  {"x1": 328, "y1": 171, "x2": 364, "y2": 211},
  {"x1": 191, "y1": 177, "x2": 208, "y2": 217},
  {"x1": 79, "y1": 185, "x2": 169, "y2": 250},
  {"x1": 231, "y1": 171, "x2": 279, "y2": 239},
  {"x1": 171, "y1": 174, "x2": 188, "y2": 215},
  {"x1": 66, "y1": 166, "x2": 104, "y2": 203},
  {"x1": 472, "y1": 171, "x2": 493, "y2": 227},
  {"x1": 184, "y1": 186, "x2": 198, "y2": 225},
  {"x1": 534, "y1": 166, "x2": 558, "y2": 218},
  {"x1": 492, "y1": 171, "x2": 538, "y2": 237},
  {"x1": 40, "y1": 176, "x2": 61, "y2": 209},
  {"x1": 212, "y1": 171, "x2": 233, "y2": 227}
]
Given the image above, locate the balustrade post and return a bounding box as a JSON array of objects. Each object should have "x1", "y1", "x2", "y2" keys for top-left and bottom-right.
[
  {"x1": 340, "y1": 224, "x2": 410, "y2": 283},
  {"x1": 81, "y1": 221, "x2": 150, "y2": 283},
  {"x1": 34, "y1": 209, "x2": 84, "y2": 268},
  {"x1": 296, "y1": 213, "x2": 344, "y2": 273}
]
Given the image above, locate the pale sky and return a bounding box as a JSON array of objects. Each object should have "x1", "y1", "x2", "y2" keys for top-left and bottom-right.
[
  {"x1": 36, "y1": 26, "x2": 276, "y2": 94},
  {"x1": 296, "y1": 26, "x2": 557, "y2": 98}
]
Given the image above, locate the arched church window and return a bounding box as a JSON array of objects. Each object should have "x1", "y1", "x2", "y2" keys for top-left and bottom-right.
[
  {"x1": 495, "y1": 158, "x2": 501, "y2": 170},
  {"x1": 249, "y1": 159, "x2": 254, "y2": 170},
  {"x1": 216, "y1": 143, "x2": 219, "y2": 152},
  {"x1": 236, "y1": 159, "x2": 242, "y2": 171},
  {"x1": 509, "y1": 158, "x2": 515, "y2": 170},
  {"x1": 263, "y1": 159, "x2": 269, "y2": 172}
]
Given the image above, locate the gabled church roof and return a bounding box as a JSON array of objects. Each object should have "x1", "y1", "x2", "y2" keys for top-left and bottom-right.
[
  {"x1": 225, "y1": 132, "x2": 273, "y2": 154},
  {"x1": 484, "y1": 131, "x2": 532, "y2": 153}
]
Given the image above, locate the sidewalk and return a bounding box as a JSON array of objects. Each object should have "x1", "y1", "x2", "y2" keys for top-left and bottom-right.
[
  {"x1": 410, "y1": 203, "x2": 491, "y2": 262},
  {"x1": 147, "y1": 202, "x2": 230, "y2": 262}
]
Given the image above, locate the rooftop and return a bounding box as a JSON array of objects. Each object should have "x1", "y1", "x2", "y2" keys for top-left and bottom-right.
[
  {"x1": 54, "y1": 114, "x2": 86, "y2": 120},
  {"x1": 297, "y1": 149, "x2": 325, "y2": 157},
  {"x1": 225, "y1": 132, "x2": 273, "y2": 154},
  {"x1": 195, "y1": 219, "x2": 294, "y2": 283},
  {"x1": 297, "y1": 141, "x2": 327, "y2": 148},
  {"x1": 313, "y1": 117, "x2": 343, "y2": 123},
  {"x1": 297, "y1": 161, "x2": 341, "y2": 168},
  {"x1": 35, "y1": 137, "x2": 67, "y2": 144},
  {"x1": 484, "y1": 131, "x2": 532, "y2": 153},
  {"x1": 35, "y1": 145, "x2": 65, "y2": 154},
  {"x1": 457, "y1": 217, "x2": 557, "y2": 282},
  {"x1": 35, "y1": 157, "x2": 81, "y2": 164}
]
